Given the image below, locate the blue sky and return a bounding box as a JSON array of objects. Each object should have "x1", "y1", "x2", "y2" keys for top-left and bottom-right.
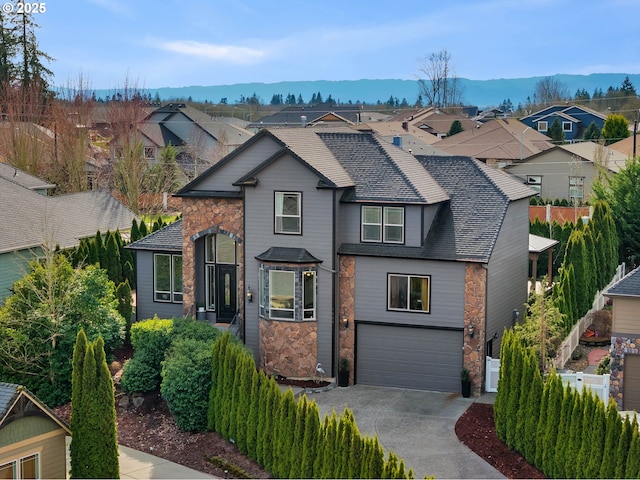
[{"x1": 36, "y1": 0, "x2": 640, "y2": 89}]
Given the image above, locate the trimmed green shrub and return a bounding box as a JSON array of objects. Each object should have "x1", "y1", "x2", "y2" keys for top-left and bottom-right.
[
  {"x1": 120, "y1": 350, "x2": 162, "y2": 393},
  {"x1": 160, "y1": 337, "x2": 213, "y2": 431}
]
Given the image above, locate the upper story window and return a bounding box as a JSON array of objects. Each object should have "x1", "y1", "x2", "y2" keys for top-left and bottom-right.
[
  {"x1": 275, "y1": 191, "x2": 301, "y2": 234},
  {"x1": 388, "y1": 274, "x2": 430, "y2": 313},
  {"x1": 526, "y1": 175, "x2": 542, "y2": 194},
  {"x1": 361, "y1": 206, "x2": 404, "y2": 243},
  {"x1": 0, "y1": 453, "x2": 39, "y2": 479},
  {"x1": 562, "y1": 121, "x2": 572, "y2": 132},
  {"x1": 144, "y1": 146, "x2": 156, "y2": 160},
  {"x1": 537, "y1": 121, "x2": 548, "y2": 132},
  {"x1": 259, "y1": 265, "x2": 316, "y2": 321},
  {"x1": 154, "y1": 253, "x2": 183, "y2": 303}
]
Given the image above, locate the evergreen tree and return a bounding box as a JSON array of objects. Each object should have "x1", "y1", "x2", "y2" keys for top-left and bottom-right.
[
  {"x1": 552, "y1": 386, "x2": 573, "y2": 478},
  {"x1": 584, "y1": 399, "x2": 606, "y2": 478},
  {"x1": 582, "y1": 121, "x2": 601, "y2": 140},
  {"x1": 547, "y1": 118, "x2": 565, "y2": 144},
  {"x1": 599, "y1": 399, "x2": 623, "y2": 478},
  {"x1": 523, "y1": 351, "x2": 543, "y2": 464},
  {"x1": 564, "y1": 388, "x2": 584, "y2": 478},
  {"x1": 130, "y1": 218, "x2": 140, "y2": 242},
  {"x1": 105, "y1": 231, "x2": 123, "y2": 284},
  {"x1": 575, "y1": 392, "x2": 596, "y2": 478},
  {"x1": 541, "y1": 373, "x2": 562, "y2": 474},
  {"x1": 505, "y1": 337, "x2": 524, "y2": 449},
  {"x1": 447, "y1": 120, "x2": 464, "y2": 136},
  {"x1": 289, "y1": 395, "x2": 307, "y2": 478},
  {"x1": 534, "y1": 371, "x2": 552, "y2": 468},
  {"x1": 625, "y1": 416, "x2": 640, "y2": 478},
  {"x1": 614, "y1": 415, "x2": 635, "y2": 478},
  {"x1": 320, "y1": 411, "x2": 338, "y2": 478},
  {"x1": 277, "y1": 388, "x2": 297, "y2": 478},
  {"x1": 69, "y1": 330, "x2": 88, "y2": 479},
  {"x1": 602, "y1": 113, "x2": 630, "y2": 144},
  {"x1": 564, "y1": 230, "x2": 590, "y2": 317},
  {"x1": 301, "y1": 400, "x2": 321, "y2": 478}
]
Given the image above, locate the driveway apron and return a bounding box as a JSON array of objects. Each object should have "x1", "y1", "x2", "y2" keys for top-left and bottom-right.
[{"x1": 306, "y1": 385, "x2": 504, "y2": 479}]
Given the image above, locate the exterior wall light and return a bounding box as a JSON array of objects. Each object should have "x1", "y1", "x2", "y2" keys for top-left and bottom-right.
[
  {"x1": 341, "y1": 315, "x2": 349, "y2": 330},
  {"x1": 246, "y1": 286, "x2": 253, "y2": 302},
  {"x1": 468, "y1": 323, "x2": 474, "y2": 338}
]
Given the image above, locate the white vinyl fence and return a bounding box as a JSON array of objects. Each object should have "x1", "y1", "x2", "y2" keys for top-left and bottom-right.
[
  {"x1": 485, "y1": 356, "x2": 610, "y2": 405},
  {"x1": 554, "y1": 263, "x2": 625, "y2": 369}
]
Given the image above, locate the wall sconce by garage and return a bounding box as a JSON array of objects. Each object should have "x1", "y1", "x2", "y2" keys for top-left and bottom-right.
[
  {"x1": 341, "y1": 314, "x2": 349, "y2": 330},
  {"x1": 246, "y1": 286, "x2": 253, "y2": 302},
  {"x1": 467, "y1": 323, "x2": 474, "y2": 338},
  {"x1": 512, "y1": 309, "x2": 519, "y2": 326}
]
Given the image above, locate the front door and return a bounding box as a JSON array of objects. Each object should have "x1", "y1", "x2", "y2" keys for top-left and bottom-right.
[{"x1": 216, "y1": 265, "x2": 237, "y2": 321}]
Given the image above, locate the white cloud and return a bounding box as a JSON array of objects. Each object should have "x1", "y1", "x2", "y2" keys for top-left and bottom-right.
[{"x1": 152, "y1": 39, "x2": 265, "y2": 65}]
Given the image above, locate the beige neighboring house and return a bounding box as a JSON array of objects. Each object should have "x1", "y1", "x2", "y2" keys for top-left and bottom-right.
[
  {"x1": 0, "y1": 382, "x2": 71, "y2": 480},
  {"x1": 609, "y1": 133, "x2": 640, "y2": 158},
  {"x1": 433, "y1": 118, "x2": 554, "y2": 165},
  {"x1": 604, "y1": 266, "x2": 640, "y2": 412},
  {"x1": 504, "y1": 142, "x2": 628, "y2": 203}
]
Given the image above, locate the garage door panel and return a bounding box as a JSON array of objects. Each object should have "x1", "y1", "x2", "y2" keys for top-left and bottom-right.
[
  {"x1": 357, "y1": 323, "x2": 462, "y2": 392},
  {"x1": 624, "y1": 354, "x2": 640, "y2": 411}
]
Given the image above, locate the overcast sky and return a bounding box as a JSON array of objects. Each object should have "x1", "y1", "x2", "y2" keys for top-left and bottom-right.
[{"x1": 34, "y1": 0, "x2": 640, "y2": 89}]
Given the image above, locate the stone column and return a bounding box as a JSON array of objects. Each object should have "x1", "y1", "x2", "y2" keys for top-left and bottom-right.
[
  {"x1": 339, "y1": 255, "x2": 356, "y2": 384},
  {"x1": 464, "y1": 263, "x2": 487, "y2": 397}
]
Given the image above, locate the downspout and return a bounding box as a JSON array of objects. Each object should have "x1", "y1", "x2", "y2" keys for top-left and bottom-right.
[{"x1": 332, "y1": 188, "x2": 338, "y2": 378}]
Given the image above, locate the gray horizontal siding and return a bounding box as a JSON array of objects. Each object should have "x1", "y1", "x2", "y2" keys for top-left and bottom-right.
[
  {"x1": 244, "y1": 154, "x2": 336, "y2": 368},
  {"x1": 192, "y1": 139, "x2": 282, "y2": 192},
  {"x1": 354, "y1": 256, "x2": 465, "y2": 328},
  {"x1": 134, "y1": 250, "x2": 183, "y2": 321},
  {"x1": 486, "y1": 199, "x2": 530, "y2": 351},
  {"x1": 0, "y1": 249, "x2": 41, "y2": 306}
]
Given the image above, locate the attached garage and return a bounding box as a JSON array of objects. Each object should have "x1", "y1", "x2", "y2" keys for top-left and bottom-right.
[
  {"x1": 356, "y1": 323, "x2": 463, "y2": 392},
  {"x1": 624, "y1": 354, "x2": 640, "y2": 411}
]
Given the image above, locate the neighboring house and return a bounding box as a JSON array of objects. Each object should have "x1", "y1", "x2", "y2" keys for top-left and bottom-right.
[
  {"x1": 609, "y1": 133, "x2": 640, "y2": 158},
  {"x1": 246, "y1": 102, "x2": 380, "y2": 131},
  {"x1": 504, "y1": 142, "x2": 628, "y2": 203},
  {"x1": 385, "y1": 106, "x2": 480, "y2": 139},
  {"x1": 520, "y1": 104, "x2": 607, "y2": 142},
  {"x1": 0, "y1": 382, "x2": 71, "y2": 480},
  {"x1": 433, "y1": 118, "x2": 554, "y2": 165},
  {"x1": 0, "y1": 168, "x2": 138, "y2": 304},
  {"x1": 0, "y1": 161, "x2": 55, "y2": 194},
  {"x1": 134, "y1": 127, "x2": 534, "y2": 395},
  {"x1": 110, "y1": 103, "x2": 254, "y2": 179},
  {"x1": 604, "y1": 266, "x2": 640, "y2": 411}
]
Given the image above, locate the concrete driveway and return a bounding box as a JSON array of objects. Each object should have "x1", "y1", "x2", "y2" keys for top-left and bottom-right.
[{"x1": 306, "y1": 385, "x2": 504, "y2": 479}]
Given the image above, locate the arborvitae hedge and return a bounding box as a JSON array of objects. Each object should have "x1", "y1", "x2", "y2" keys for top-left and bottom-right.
[
  {"x1": 206, "y1": 332, "x2": 418, "y2": 478},
  {"x1": 496, "y1": 328, "x2": 640, "y2": 479}
]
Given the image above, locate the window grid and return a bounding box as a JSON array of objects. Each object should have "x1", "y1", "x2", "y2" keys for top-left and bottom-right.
[
  {"x1": 275, "y1": 191, "x2": 302, "y2": 234},
  {"x1": 362, "y1": 206, "x2": 405, "y2": 244}
]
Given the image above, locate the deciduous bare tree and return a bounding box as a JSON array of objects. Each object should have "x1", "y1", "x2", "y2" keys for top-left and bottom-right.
[
  {"x1": 417, "y1": 49, "x2": 463, "y2": 108},
  {"x1": 531, "y1": 76, "x2": 570, "y2": 107}
]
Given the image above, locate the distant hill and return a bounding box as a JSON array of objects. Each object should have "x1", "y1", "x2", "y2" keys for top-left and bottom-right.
[{"x1": 94, "y1": 74, "x2": 640, "y2": 110}]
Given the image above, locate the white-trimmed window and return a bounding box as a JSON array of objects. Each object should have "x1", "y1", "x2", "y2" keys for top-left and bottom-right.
[
  {"x1": 388, "y1": 274, "x2": 430, "y2": 313},
  {"x1": 259, "y1": 267, "x2": 316, "y2": 321},
  {"x1": 154, "y1": 253, "x2": 183, "y2": 303},
  {"x1": 361, "y1": 206, "x2": 405, "y2": 243},
  {"x1": 562, "y1": 121, "x2": 572, "y2": 132},
  {"x1": 537, "y1": 121, "x2": 548, "y2": 132},
  {"x1": 0, "y1": 453, "x2": 39, "y2": 479},
  {"x1": 526, "y1": 175, "x2": 542, "y2": 194},
  {"x1": 569, "y1": 176, "x2": 584, "y2": 203},
  {"x1": 275, "y1": 191, "x2": 301, "y2": 234}
]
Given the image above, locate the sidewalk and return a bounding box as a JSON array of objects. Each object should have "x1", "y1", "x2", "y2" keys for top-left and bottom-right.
[{"x1": 65, "y1": 437, "x2": 215, "y2": 479}]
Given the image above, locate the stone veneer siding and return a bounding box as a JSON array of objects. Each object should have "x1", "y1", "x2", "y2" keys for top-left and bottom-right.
[
  {"x1": 609, "y1": 335, "x2": 640, "y2": 409},
  {"x1": 259, "y1": 319, "x2": 318, "y2": 378},
  {"x1": 339, "y1": 255, "x2": 355, "y2": 384},
  {"x1": 181, "y1": 197, "x2": 244, "y2": 319},
  {"x1": 464, "y1": 263, "x2": 487, "y2": 397}
]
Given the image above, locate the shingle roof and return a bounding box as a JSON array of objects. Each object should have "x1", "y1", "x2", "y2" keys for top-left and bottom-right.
[
  {"x1": 0, "y1": 178, "x2": 138, "y2": 254},
  {"x1": 419, "y1": 156, "x2": 534, "y2": 261},
  {"x1": 126, "y1": 219, "x2": 183, "y2": 252},
  {"x1": 255, "y1": 247, "x2": 322, "y2": 264},
  {"x1": 605, "y1": 266, "x2": 640, "y2": 297},
  {"x1": 0, "y1": 381, "x2": 70, "y2": 432},
  {"x1": 317, "y1": 131, "x2": 449, "y2": 204},
  {"x1": 0, "y1": 163, "x2": 55, "y2": 191}
]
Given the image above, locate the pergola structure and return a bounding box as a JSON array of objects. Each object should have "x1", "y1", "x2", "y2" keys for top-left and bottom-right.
[{"x1": 529, "y1": 234, "x2": 559, "y2": 290}]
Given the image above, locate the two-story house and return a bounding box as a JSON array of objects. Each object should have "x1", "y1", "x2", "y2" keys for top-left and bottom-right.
[
  {"x1": 130, "y1": 127, "x2": 534, "y2": 395},
  {"x1": 520, "y1": 105, "x2": 607, "y2": 142}
]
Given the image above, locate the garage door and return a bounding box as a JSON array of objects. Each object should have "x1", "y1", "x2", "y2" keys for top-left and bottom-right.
[
  {"x1": 624, "y1": 354, "x2": 640, "y2": 411},
  {"x1": 356, "y1": 323, "x2": 463, "y2": 392}
]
